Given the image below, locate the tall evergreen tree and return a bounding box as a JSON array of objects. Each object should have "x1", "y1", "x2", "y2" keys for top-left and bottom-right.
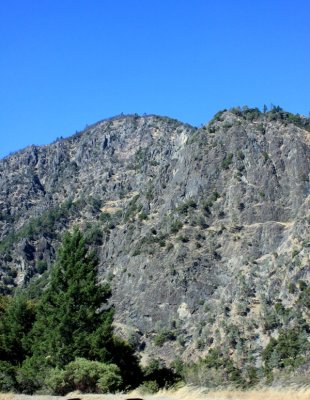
[
  {"x1": 0, "y1": 294, "x2": 36, "y2": 365},
  {"x1": 28, "y1": 228, "x2": 113, "y2": 368}
]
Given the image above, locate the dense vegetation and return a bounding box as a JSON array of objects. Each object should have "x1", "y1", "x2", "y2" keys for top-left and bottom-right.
[
  {"x1": 0, "y1": 229, "x2": 144, "y2": 394},
  {"x1": 1, "y1": 229, "x2": 309, "y2": 393},
  {"x1": 212, "y1": 104, "x2": 310, "y2": 131}
]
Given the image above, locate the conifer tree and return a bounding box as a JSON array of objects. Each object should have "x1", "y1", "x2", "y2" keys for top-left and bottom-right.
[
  {"x1": 28, "y1": 228, "x2": 113, "y2": 368},
  {"x1": 0, "y1": 294, "x2": 35, "y2": 365}
]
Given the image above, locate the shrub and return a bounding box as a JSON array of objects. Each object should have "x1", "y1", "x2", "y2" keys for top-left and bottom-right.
[
  {"x1": 288, "y1": 282, "x2": 296, "y2": 294},
  {"x1": 262, "y1": 151, "x2": 269, "y2": 161},
  {"x1": 138, "y1": 211, "x2": 148, "y2": 220},
  {"x1": 16, "y1": 356, "x2": 48, "y2": 394},
  {"x1": 298, "y1": 280, "x2": 307, "y2": 291},
  {"x1": 36, "y1": 260, "x2": 48, "y2": 274},
  {"x1": 0, "y1": 199, "x2": 83, "y2": 255},
  {"x1": 176, "y1": 198, "x2": 197, "y2": 215},
  {"x1": 170, "y1": 220, "x2": 183, "y2": 234},
  {"x1": 154, "y1": 329, "x2": 176, "y2": 346},
  {"x1": 209, "y1": 110, "x2": 227, "y2": 124},
  {"x1": 138, "y1": 380, "x2": 159, "y2": 394},
  {"x1": 85, "y1": 224, "x2": 103, "y2": 245},
  {"x1": 45, "y1": 367, "x2": 70, "y2": 396},
  {"x1": 100, "y1": 212, "x2": 112, "y2": 222},
  {"x1": 298, "y1": 285, "x2": 310, "y2": 309},
  {"x1": 292, "y1": 249, "x2": 299, "y2": 258},
  {"x1": 177, "y1": 235, "x2": 189, "y2": 243},
  {"x1": 166, "y1": 242, "x2": 174, "y2": 251},
  {"x1": 97, "y1": 364, "x2": 123, "y2": 393},
  {"x1": 0, "y1": 361, "x2": 17, "y2": 392},
  {"x1": 222, "y1": 153, "x2": 233, "y2": 170},
  {"x1": 182, "y1": 348, "x2": 243, "y2": 388},
  {"x1": 45, "y1": 358, "x2": 122, "y2": 395},
  {"x1": 262, "y1": 328, "x2": 310, "y2": 373},
  {"x1": 143, "y1": 359, "x2": 181, "y2": 389},
  {"x1": 237, "y1": 150, "x2": 245, "y2": 160}
]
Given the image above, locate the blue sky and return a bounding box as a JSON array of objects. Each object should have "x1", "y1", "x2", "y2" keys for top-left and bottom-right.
[{"x1": 1, "y1": 0, "x2": 309, "y2": 159}]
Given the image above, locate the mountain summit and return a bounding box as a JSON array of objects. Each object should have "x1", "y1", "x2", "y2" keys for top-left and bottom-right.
[{"x1": 0, "y1": 107, "x2": 309, "y2": 365}]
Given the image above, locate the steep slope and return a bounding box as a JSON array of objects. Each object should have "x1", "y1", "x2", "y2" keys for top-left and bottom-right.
[{"x1": 0, "y1": 108, "x2": 309, "y2": 366}]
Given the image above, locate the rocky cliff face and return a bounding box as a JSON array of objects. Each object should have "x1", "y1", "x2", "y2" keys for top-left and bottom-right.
[{"x1": 0, "y1": 108, "x2": 309, "y2": 365}]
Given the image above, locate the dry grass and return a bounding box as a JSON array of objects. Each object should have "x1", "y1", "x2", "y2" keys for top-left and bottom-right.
[
  {"x1": 150, "y1": 385, "x2": 310, "y2": 400},
  {"x1": 0, "y1": 394, "x2": 14, "y2": 400},
  {"x1": 2, "y1": 386, "x2": 310, "y2": 400}
]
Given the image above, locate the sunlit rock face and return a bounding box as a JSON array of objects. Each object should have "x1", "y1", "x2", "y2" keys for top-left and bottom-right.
[{"x1": 0, "y1": 109, "x2": 309, "y2": 362}]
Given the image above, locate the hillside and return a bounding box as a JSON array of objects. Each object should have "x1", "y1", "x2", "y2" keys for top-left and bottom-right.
[{"x1": 0, "y1": 106, "x2": 310, "y2": 371}]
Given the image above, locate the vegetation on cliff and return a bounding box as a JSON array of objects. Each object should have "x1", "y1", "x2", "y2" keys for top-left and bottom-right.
[
  {"x1": 0, "y1": 229, "x2": 142, "y2": 393},
  {"x1": 0, "y1": 107, "x2": 310, "y2": 391}
]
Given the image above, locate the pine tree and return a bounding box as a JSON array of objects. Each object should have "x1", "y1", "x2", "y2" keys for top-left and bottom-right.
[
  {"x1": 28, "y1": 228, "x2": 113, "y2": 368},
  {"x1": 0, "y1": 294, "x2": 36, "y2": 365}
]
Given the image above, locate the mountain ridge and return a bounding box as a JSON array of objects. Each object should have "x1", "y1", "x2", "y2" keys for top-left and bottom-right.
[{"x1": 0, "y1": 106, "x2": 309, "y2": 367}]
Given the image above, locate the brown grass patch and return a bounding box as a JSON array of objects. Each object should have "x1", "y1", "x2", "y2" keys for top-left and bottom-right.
[
  {"x1": 152, "y1": 385, "x2": 310, "y2": 400},
  {"x1": 0, "y1": 395, "x2": 15, "y2": 400}
]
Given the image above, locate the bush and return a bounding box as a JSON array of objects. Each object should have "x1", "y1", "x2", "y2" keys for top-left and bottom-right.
[
  {"x1": 182, "y1": 348, "x2": 244, "y2": 388},
  {"x1": 110, "y1": 336, "x2": 143, "y2": 390},
  {"x1": 170, "y1": 220, "x2": 183, "y2": 234},
  {"x1": 262, "y1": 328, "x2": 310, "y2": 373},
  {"x1": 100, "y1": 212, "x2": 112, "y2": 222},
  {"x1": 0, "y1": 361, "x2": 17, "y2": 392},
  {"x1": 97, "y1": 366, "x2": 123, "y2": 392},
  {"x1": 138, "y1": 211, "x2": 148, "y2": 220},
  {"x1": 45, "y1": 367, "x2": 70, "y2": 396},
  {"x1": 176, "y1": 198, "x2": 197, "y2": 215},
  {"x1": 16, "y1": 356, "x2": 48, "y2": 394},
  {"x1": 46, "y1": 358, "x2": 123, "y2": 395},
  {"x1": 154, "y1": 329, "x2": 176, "y2": 346},
  {"x1": 222, "y1": 153, "x2": 233, "y2": 170},
  {"x1": 84, "y1": 224, "x2": 103, "y2": 245},
  {"x1": 36, "y1": 260, "x2": 48, "y2": 274},
  {"x1": 298, "y1": 285, "x2": 310, "y2": 309},
  {"x1": 138, "y1": 380, "x2": 159, "y2": 394},
  {"x1": 0, "y1": 294, "x2": 36, "y2": 366},
  {"x1": 142, "y1": 359, "x2": 181, "y2": 389}
]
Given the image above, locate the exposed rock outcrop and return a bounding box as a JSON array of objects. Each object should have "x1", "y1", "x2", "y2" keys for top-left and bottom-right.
[{"x1": 0, "y1": 108, "x2": 309, "y2": 363}]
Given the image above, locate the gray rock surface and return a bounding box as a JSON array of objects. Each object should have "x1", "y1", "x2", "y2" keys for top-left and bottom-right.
[{"x1": 0, "y1": 109, "x2": 309, "y2": 363}]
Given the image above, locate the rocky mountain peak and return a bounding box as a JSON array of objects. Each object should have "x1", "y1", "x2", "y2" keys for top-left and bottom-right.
[{"x1": 0, "y1": 107, "x2": 309, "y2": 363}]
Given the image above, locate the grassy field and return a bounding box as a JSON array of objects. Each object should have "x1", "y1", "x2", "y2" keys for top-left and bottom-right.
[
  {"x1": 156, "y1": 385, "x2": 310, "y2": 400},
  {"x1": 2, "y1": 386, "x2": 310, "y2": 400}
]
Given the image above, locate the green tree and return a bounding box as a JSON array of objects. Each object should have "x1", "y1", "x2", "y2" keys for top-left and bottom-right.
[
  {"x1": 45, "y1": 358, "x2": 122, "y2": 395},
  {"x1": 263, "y1": 327, "x2": 310, "y2": 374},
  {"x1": 2, "y1": 228, "x2": 141, "y2": 393},
  {"x1": 0, "y1": 294, "x2": 36, "y2": 365},
  {"x1": 28, "y1": 228, "x2": 114, "y2": 369}
]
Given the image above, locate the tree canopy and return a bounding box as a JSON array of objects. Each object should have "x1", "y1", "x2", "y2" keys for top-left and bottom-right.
[
  {"x1": 29, "y1": 228, "x2": 114, "y2": 369},
  {"x1": 0, "y1": 228, "x2": 145, "y2": 394}
]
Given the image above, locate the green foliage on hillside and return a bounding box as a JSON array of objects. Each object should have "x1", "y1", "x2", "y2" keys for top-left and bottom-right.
[
  {"x1": 263, "y1": 327, "x2": 309, "y2": 374},
  {"x1": 28, "y1": 228, "x2": 114, "y2": 369},
  {"x1": 0, "y1": 295, "x2": 36, "y2": 365},
  {"x1": 0, "y1": 228, "x2": 142, "y2": 394},
  {"x1": 230, "y1": 105, "x2": 310, "y2": 131},
  {"x1": 0, "y1": 199, "x2": 79, "y2": 255},
  {"x1": 45, "y1": 358, "x2": 122, "y2": 395},
  {"x1": 0, "y1": 196, "x2": 104, "y2": 256},
  {"x1": 182, "y1": 348, "x2": 245, "y2": 388},
  {"x1": 140, "y1": 358, "x2": 181, "y2": 393}
]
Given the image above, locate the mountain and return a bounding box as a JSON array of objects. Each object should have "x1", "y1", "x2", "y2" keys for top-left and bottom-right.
[{"x1": 0, "y1": 107, "x2": 310, "y2": 367}]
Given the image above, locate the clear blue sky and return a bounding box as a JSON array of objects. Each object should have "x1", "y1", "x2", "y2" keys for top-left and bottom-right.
[{"x1": 1, "y1": 0, "x2": 309, "y2": 159}]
